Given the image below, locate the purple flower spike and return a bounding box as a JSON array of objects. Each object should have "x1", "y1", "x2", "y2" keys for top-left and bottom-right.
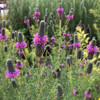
[
  {"x1": 62, "y1": 64, "x2": 65, "y2": 67},
  {"x1": 0, "y1": 34, "x2": 7, "y2": 41},
  {"x1": 57, "y1": 8, "x2": 64, "y2": 14},
  {"x1": 51, "y1": 37, "x2": 56, "y2": 41},
  {"x1": 6, "y1": 69, "x2": 19, "y2": 79},
  {"x1": 73, "y1": 89, "x2": 76, "y2": 95},
  {"x1": 34, "y1": 33, "x2": 47, "y2": 47},
  {"x1": 87, "y1": 44, "x2": 98, "y2": 55},
  {"x1": 27, "y1": 73, "x2": 31, "y2": 77},
  {"x1": 73, "y1": 42, "x2": 81, "y2": 47},
  {"x1": 63, "y1": 33, "x2": 67, "y2": 36},
  {"x1": 40, "y1": 82, "x2": 43, "y2": 86},
  {"x1": 34, "y1": 11, "x2": 40, "y2": 17},
  {"x1": 62, "y1": 44, "x2": 65, "y2": 48},
  {"x1": 16, "y1": 63, "x2": 23, "y2": 69},
  {"x1": 15, "y1": 42, "x2": 27, "y2": 49},
  {"x1": 18, "y1": 50, "x2": 23, "y2": 55},
  {"x1": 85, "y1": 91, "x2": 91, "y2": 98},
  {"x1": 24, "y1": 19, "x2": 29, "y2": 23},
  {"x1": 66, "y1": 15, "x2": 74, "y2": 20},
  {"x1": 68, "y1": 44, "x2": 72, "y2": 48}
]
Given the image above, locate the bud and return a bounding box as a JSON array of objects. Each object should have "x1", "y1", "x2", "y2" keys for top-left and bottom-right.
[
  {"x1": 70, "y1": 55, "x2": 72, "y2": 64},
  {"x1": 15, "y1": 31, "x2": 17, "y2": 37},
  {"x1": 52, "y1": 71, "x2": 56, "y2": 79},
  {"x1": 44, "y1": 15, "x2": 48, "y2": 23},
  {"x1": 0, "y1": 22, "x2": 1, "y2": 29},
  {"x1": 77, "y1": 49, "x2": 83, "y2": 59},
  {"x1": 91, "y1": 38, "x2": 96, "y2": 46},
  {"x1": 17, "y1": 60, "x2": 21, "y2": 65},
  {"x1": 87, "y1": 62, "x2": 93, "y2": 74},
  {"x1": 66, "y1": 57, "x2": 70, "y2": 65},
  {"x1": 59, "y1": 3, "x2": 62, "y2": 8},
  {"x1": 17, "y1": 32, "x2": 23, "y2": 43},
  {"x1": 2, "y1": 20, "x2": 6, "y2": 28},
  {"x1": 11, "y1": 32, "x2": 15, "y2": 39},
  {"x1": 38, "y1": 20, "x2": 45, "y2": 37},
  {"x1": 69, "y1": 11, "x2": 73, "y2": 16},
  {"x1": 24, "y1": 16, "x2": 27, "y2": 21},
  {"x1": 74, "y1": 34, "x2": 78, "y2": 43},
  {"x1": 7, "y1": 59, "x2": 15, "y2": 73},
  {"x1": 78, "y1": 20, "x2": 82, "y2": 26},
  {"x1": 50, "y1": 20, "x2": 54, "y2": 27},
  {"x1": 1, "y1": 28, "x2": 5, "y2": 36},
  {"x1": 11, "y1": 79, "x2": 18, "y2": 88},
  {"x1": 36, "y1": 8, "x2": 39, "y2": 12},
  {"x1": 87, "y1": 88, "x2": 91, "y2": 94},
  {"x1": 96, "y1": 61, "x2": 100, "y2": 67},
  {"x1": 56, "y1": 83, "x2": 63, "y2": 97},
  {"x1": 56, "y1": 68, "x2": 61, "y2": 78},
  {"x1": 4, "y1": 46, "x2": 7, "y2": 52}
]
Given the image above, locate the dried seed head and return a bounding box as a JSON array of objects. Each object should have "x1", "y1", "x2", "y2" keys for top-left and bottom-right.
[
  {"x1": 15, "y1": 31, "x2": 17, "y2": 37},
  {"x1": 50, "y1": 13, "x2": 54, "y2": 19},
  {"x1": 56, "y1": 68, "x2": 61, "y2": 78},
  {"x1": 91, "y1": 38, "x2": 96, "y2": 46},
  {"x1": 74, "y1": 34, "x2": 78, "y2": 43},
  {"x1": 96, "y1": 61, "x2": 100, "y2": 67},
  {"x1": 44, "y1": 15, "x2": 48, "y2": 23},
  {"x1": 88, "y1": 53, "x2": 93, "y2": 60},
  {"x1": 4, "y1": 46, "x2": 7, "y2": 52},
  {"x1": 17, "y1": 60, "x2": 21, "y2": 65},
  {"x1": 69, "y1": 11, "x2": 73, "y2": 15},
  {"x1": 7, "y1": 59, "x2": 15, "y2": 73},
  {"x1": 70, "y1": 8, "x2": 73, "y2": 11},
  {"x1": 66, "y1": 57, "x2": 70, "y2": 65},
  {"x1": 87, "y1": 62, "x2": 93, "y2": 74},
  {"x1": 24, "y1": 16, "x2": 27, "y2": 21},
  {"x1": 2, "y1": 20, "x2": 6, "y2": 28},
  {"x1": 11, "y1": 79, "x2": 18, "y2": 88},
  {"x1": 77, "y1": 49, "x2": 83, "y2": 59},
  {"x1": 78, "y1": 20, "x2": 82, "y2": 26},
  {"x1": 35, "y1": 46, "x2": 44, "y2": 57},
  {"x1": 87, "y1": 88, "x2": 91, "y2": 94},
  {"x1": 70, "y1": 55, "x2": 72, "y2": 64},
  {"x1": 38, "y1": 20, "x2": 45, "y2": 37},
  {"x1": 59, "y1": 3, "x2": 62, "y2": 8},
  {"x1": 56, "y1": 83, "x2": 63, "y2": 97},
  {"x1": 36, "y1": 8, "x2": 39, "y2": 12},
  {"x1": 17, "y1": 32, "x2": 23, "y2": 43},
  {"x1": 52, "y1": 71, "x2": 56, "y2": 79},
  {"x1": 1, "y1": 28, "x2": 5, "y2": 36}
]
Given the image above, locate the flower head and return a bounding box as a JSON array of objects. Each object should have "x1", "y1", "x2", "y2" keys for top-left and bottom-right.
[
  {"x1": 34, "y1": 33, "x2": 47, "y2": 47},
  {"x1": 73, "y1": 42, "x2": 81, "y2": 47},
  {"x1": 15, "y1": 42, "x2": 27, "y2": 49},
  {"x1": 18, "y1": 50, "x2": 23, "y2": 55},
  {"x1": 66, "y1": 9, "x2": 74, "y2": 20},
  {"x1": 16, "y1": 60, "x2": 23, "y2": 69},
  {"x1": 85, "y1": 91, "x2": 91, "y2": 98},
  {"x1": 40, "y1": 82, "x2": 43, "y2": 86},
  {"x1": 0, "y1": 28, "x2": 7, "y2": 41},
  {"x1": 51, "y1": 37, "x2": 56, "y2": 41},
  {"x1": 33, "y1": 8, "x2": 40, "y2": 20},
  {"x1": 24, "y1": 19, "x2": 29, "y2": 23}
]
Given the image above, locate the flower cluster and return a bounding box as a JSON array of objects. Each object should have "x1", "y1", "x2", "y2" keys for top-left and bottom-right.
[
  {"x1": 34, "y1": 33, "x2": 48, "y2": 47},
  {"x1": 33, "y1": 8, "x2": 40, "y2": 20},
  {"x1": 15, "y1": 42, "x2": 27, "y2": 49}
]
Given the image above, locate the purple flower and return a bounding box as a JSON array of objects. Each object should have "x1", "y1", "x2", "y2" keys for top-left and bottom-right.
[
  {"x1": 15, "y1": 42, "x2": 27, "y2": 50},
  {"x1": 66, "y1": 15, "x2": 74, "y2": 20},
  {"x1": 27, "y1": 73, "x2": 31, "y2": 77},
  {"x1": 57, "y1": 8, "x2": 64, "y2": 19},
  {"x1": 33, "y1": 11, "x2": 40, "y2": 20},
  {"x1": 6, "y1": 69, "x2": 19, "y2": 79},
  {"x1": 80, "y1": 63, "x2": 82, "y2": 67},
  {"x1": 87, "y1": 44, "x2": 98, "y2": 55},
  {"x1": 63, "y1": 33, "x2": 67, "y2": 36},
  {"x1": 0, "y1": 29, "x2": 1, "y2": 34},
  {"x1": 40, "y1": 82, "x2": 43, "y2": 86},
  {"x1": 62, "y1": 64, "x2": 65, "y2": 67},
  {"x1": 16, "y1": 63, "x2": 23, "y2": 69},
  {"x1": 67, "y1": 33, "x2": 71, "y2": 37},
  {"x1": 85, "y1": 91, "x2": 91, "y2": 98},
  {"x1": 73, "y1": 89, "x2": 76, "y2": 95},
  {"x1": 51, "y1": 37, "x2": 56, "y2": 41},
  {"x1": 30, "y1": 44, "x2": 33, "y2": 47},
  {"x1": 24, "y1": 19, "x2": 29, "y2": 23},
  {"x1": 73, "y1": 42, "x2": 81, "y2": 47},
  {"x1": 0, "y1": 34, "x2": 7, "y2": 41},
  {"x1": 68, "y1": 44, "x2": 72, "y2": 48},
  {"x1": 18, "y1": 50, "x2": 23, "y2": 55},
  {"x1": 34, "y1": 33, "x2": 48, "y2": 47},
  {"x1": 62, "y1": 44, "x2": 65, "y2": 48},
  {"x1": 0, "y1": 7, "x2": 4, "y2": 10}
]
